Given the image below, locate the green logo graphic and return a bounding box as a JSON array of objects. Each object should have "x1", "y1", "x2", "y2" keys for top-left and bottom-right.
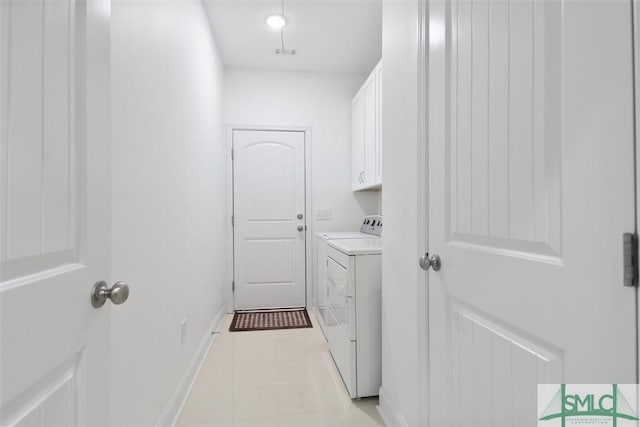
[{"x1": 539, "y1": 384, "x2": 639, "y2": 426}]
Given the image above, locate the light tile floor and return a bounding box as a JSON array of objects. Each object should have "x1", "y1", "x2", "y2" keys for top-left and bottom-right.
[{"x1": 178, "y1": 312, "x2": 385, "y2": 427}]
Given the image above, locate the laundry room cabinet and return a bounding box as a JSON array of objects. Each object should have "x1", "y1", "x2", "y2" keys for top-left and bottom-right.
[{"x1": 352, "y1": 59, "x2": 382, "y2": 191}]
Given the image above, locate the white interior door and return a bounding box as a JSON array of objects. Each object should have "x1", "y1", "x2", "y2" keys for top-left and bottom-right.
[
  {"x1": 233, "y1": 130, "x2": 306, "y2": 310},
  {"x1": 426, "y1": 0, "x2": 637, "y2": 425},
  {"x1": 0, "y1": 0, "x2": 112, "y2": 425}
]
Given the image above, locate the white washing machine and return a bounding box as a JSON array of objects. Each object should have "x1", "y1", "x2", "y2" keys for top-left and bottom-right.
[
  {"x1": 326, "y1": 237, "x2": 382, "y2": 398},
  {"x1": 313, "y1": 216, "x2": 381, "y2": 339}
]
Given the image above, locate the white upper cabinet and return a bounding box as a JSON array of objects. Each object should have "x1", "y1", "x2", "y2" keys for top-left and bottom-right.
[
  {"x1": 375, "y1": 64, "x2": 382, "y2": 184},
  {"x1": 352, "y1": 89, "x2": 366, "y2": 190},
  {"x1": 352, "y1": 59, "x2": 382, "y2": 191}
]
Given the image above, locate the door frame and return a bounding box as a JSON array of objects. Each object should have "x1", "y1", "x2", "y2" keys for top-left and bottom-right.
[
  {"x1": 416, "y1": 0, "x2": 430, "y2": 424},
  {"x1": 633, "y1": 0, "x2": 640, "y2": 382},
  {"x1": 225, "y1": 124, "x2": 313, "y2": 312}
]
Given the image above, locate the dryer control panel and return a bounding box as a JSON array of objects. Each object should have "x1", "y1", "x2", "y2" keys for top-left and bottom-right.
[{"x1": 360, "y1": 215, "x2": 382, "y2": 236}]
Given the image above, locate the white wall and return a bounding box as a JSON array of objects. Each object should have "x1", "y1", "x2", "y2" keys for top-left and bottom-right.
[
  {"x1": 224, "y1": 69, "x2": 380, "y2": 234},
  {"x1": 378, "y1": 0, "x2": 421, "y2": 426},
  {"x1": 110, "y1": 1, "x2": 226, "y2": 425}
]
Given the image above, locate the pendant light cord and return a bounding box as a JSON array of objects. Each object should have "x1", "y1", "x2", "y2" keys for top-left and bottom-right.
[{"x1": 280, "y1": 0, "x2": 286, "y2": 50}]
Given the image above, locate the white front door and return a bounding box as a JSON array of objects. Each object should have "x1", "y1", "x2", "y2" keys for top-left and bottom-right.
[
  {"x1": 426, "y1": 0, "x2": 636, "y2": 425},
  {"x1": 233, "y1": 130, "x2": 306, "y2": 310},
  {"x1": 0, "y1": 0, "x2": 112, "y2": 425}
]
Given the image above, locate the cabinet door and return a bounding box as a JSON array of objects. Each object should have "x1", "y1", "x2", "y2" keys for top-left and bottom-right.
[
  {"x1": 351, "y1": 91, "x2": 365, "y2": 190},
  {"x1": 375, "y1": 62, "x2": 383, "y2": 185},
  {"x1": 362, "y1": 76, "x2": 377, "y2": 187}
]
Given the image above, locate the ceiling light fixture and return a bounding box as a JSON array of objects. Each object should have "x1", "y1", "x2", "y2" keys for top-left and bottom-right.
[
  {"x1": 272, "y1": 0, "x2": 297, "y2": 56},
  {"x1": 266, "y1": 14, "x2": 286, "y2": 30}
]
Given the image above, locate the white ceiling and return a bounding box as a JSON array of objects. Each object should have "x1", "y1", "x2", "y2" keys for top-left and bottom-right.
[{"x1": 202, "y1": 0, "x2": 382, "y2": 75}]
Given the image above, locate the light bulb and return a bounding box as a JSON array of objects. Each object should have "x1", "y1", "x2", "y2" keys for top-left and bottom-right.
[{"x1": 266, "y1": 14, "x2": 286, "y2": 30}]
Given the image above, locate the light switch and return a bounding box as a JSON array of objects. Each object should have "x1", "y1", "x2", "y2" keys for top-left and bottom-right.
[{"x1": 316, "y1": 209, "x2": 332, "y2": 220}]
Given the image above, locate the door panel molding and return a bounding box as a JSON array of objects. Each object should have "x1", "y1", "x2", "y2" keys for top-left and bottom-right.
[
  {"x1": 445, "y1": 0, "x2": 562, "y2": 258},
  {"x1": 2, "y1": 352, "x2": 83, "y2": 427},
  {"x1": 0, "y1": 0, "x2": 81, "y2": 283},
  {"x1": 449, "y1": 299, "x2": 563, "y2": 426}
]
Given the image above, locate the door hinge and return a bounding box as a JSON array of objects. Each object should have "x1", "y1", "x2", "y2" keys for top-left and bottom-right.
[
  {"x1": 231, "y1": 148, "x2": 234, "y2": 159},
  {"x1": 232, "y1": 281, "x2": 235, "y2": 292},
  {"x1": 232, "y1": 215, "x2": 235, "y2": 226},
  {"x1": 623, "y1": 232, "x2": 638, "y2": 287}
]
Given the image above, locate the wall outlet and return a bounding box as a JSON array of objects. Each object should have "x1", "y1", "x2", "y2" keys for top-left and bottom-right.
[
  {"x1": 180, "y1": 318, "x2": 187, "y2": 347},
  {"x1": 316, "y1": 209, "x2": 332, "y2": 220}
]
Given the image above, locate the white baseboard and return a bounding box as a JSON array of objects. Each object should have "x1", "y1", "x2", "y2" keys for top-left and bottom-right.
[
  {"x1": 156, "y1": 303, "x2": 228, "y2": 427},
  {"x1": 377, "y1": 386, "x2": 409, "y2": 427},
  {"x1": 311, "y1": 307, "x2": 328, "y2": 341}
]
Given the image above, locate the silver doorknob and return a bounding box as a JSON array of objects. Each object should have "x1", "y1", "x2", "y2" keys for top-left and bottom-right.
[
  {"x1": 92, "y1": 281, "x2": 130, "y2": 308},
  {"x1": 297, "y1": 225, "x2": 304, "y2": 232},
  {"x1": 297, "y1": 213, "x2": 303, "y2": 219},
  {"x1": 419, "y1": 253, "x2": 441, "y2": 271}
]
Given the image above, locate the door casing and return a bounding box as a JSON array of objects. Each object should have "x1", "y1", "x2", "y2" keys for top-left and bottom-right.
[
  {"x1": 416, "y1": 1, "x2": 430, "y2": 425},
  {"x1": 633, "y1": 0, "x2": 640, "y2": 378},
  {"x1": 225, "y1": 124, "x2": 313, "y2": 312}
]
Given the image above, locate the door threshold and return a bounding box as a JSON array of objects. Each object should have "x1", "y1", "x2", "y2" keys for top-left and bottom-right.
[{"x1": 235, "y1": 307, "x2": 306, "y2": 313}]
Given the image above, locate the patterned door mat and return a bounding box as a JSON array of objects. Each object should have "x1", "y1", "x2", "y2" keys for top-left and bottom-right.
[{"x1": 229, "y1": 309, "x2": 313, "y2": 332}]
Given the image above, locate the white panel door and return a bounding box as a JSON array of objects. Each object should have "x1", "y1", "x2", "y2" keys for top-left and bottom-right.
[
  {"x1": 426, "y1": 1, "x2": 636, "y2": 426},
  {"x1": 233, "y1": 130, "x2": 306, "y2": 310},
  {"x1": 0, "y1": 0, "x2": 112, "y2": 425}
]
